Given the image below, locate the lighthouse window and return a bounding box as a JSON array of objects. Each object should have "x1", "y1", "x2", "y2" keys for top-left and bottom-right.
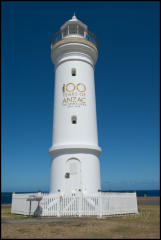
[
  {"x1": 62, "y1": 27, "x2": 68, "y2": 37},
  {"x1": 72, "y1": 68, "x2": 76, "y2": 76},
  {"x1": 72, "y1": 116, "x2": 77, "y2": 124},
  {"x1": 65, "y1": 172, "x2": 70, "y2": 178},
  {"x1": 78, "y1": 26, "x2": 84, "y2": 36},
  {"x1": 69, "y1": 24, "x2": 77, "y2": 34}
]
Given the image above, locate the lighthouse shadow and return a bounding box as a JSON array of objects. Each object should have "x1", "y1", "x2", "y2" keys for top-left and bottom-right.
[{"x1": 33, "y1": 204, "x2": 43, "y2": 217}]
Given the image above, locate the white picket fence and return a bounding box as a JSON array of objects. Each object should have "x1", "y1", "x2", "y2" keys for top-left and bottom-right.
[
  {"x1": 12, "y1": 192, "x2": 138, "y2": 217},
  {"x1": 40, "y1": 193, "x2": 101, "y2": 216},
  {"x1": 40, "y1": 192, "x2": 138, "y2": 217}
]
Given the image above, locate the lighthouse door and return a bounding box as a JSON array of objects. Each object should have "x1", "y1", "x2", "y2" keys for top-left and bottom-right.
[{"x1": 65, "y1": 158, "x2": 81, "y2": 193}]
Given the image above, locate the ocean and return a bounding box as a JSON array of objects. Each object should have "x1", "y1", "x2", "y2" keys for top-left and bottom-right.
[{"x1": 1, "y1": 190, "x2": 160, "y2": 204}]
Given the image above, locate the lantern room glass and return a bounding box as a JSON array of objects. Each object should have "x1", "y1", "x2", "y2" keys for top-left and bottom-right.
[{"x1": 62, "y1": 24, "x2": 86, "y2": 38}]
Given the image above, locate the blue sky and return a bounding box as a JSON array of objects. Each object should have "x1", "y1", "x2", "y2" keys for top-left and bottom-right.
[{"x1": 2, "y1": 1, "x2": 160, "y2": 192}]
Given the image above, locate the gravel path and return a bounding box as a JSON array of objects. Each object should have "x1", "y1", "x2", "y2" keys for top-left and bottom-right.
[{"x1": 2, "y1": 217, "x2": 82, "y2": 224}]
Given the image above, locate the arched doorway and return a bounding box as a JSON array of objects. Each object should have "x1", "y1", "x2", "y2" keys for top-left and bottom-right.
[{"x1": 65, "y1": 158, "x2": 81, "y2": 193}]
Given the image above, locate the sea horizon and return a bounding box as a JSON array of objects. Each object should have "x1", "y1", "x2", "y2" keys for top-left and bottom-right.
[{"x1": 1, "y1": 189, "x2": 160, "y2": 204}]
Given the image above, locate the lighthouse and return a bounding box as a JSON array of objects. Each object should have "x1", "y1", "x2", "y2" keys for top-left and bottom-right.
[
  {"x1": 49, "y1": 14, "x2": 101, "y2": 194},
  {"x1": 11, "y1": 15, "x2": 138, "y2": 217}
]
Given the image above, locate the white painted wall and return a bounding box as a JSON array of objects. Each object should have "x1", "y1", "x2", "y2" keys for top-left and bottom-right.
[
  {"x1": 51, "y1": 60, "x2": 98, "y2": 147},
  {"x1": 50, "y1": 150, "x2": 101, "y2": 194},
  {"x1": 11, "y1": 194, "x2": 39, "y2": 215},
  {"x1": 49, "y1": 24, "x2": 101, "y2": 194}
]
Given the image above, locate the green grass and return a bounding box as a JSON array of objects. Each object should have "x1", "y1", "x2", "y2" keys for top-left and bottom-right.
[{"x1": 1, "y1": 207, "x2": 41, "y2": 220}]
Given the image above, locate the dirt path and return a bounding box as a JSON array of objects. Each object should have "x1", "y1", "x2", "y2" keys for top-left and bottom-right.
[{"x1": 1, "y1": 216, "x2": 96, "y2": 224}]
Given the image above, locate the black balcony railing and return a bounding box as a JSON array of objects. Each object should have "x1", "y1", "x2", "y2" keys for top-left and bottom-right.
[{"x1": 50, "y1": 29, "x2": 98, "y2": 48}]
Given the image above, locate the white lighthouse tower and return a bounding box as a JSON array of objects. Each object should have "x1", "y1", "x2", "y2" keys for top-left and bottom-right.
[{"x1": 49, "y1": 14, "x2": 101, "y2": 194}]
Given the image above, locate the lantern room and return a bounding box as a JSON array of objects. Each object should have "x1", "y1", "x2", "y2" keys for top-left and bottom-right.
[{"x1": 61, "y1": 14, "x2": 87, "y2": 39}]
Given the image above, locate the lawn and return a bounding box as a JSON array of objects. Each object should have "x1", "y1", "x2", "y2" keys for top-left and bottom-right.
[{"x1": 1, "y1": 205, "x2": 160, "y2": 239}]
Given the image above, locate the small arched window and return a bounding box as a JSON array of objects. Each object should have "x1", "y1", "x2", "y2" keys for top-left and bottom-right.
[
  {"x1": 71, "y1": 68, "x2": 76, "y2": 76},
  {"x1": 71, "y1": 115, "x2": 77, "y2": 124}
]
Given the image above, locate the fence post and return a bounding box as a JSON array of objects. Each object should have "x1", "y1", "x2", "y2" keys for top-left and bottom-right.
[
  {"x1": 78, "y1": 192, "x2": 82, "y2": 217},
  {"x1": 57, "y1": 194, "x2": 60, "y2": 217},
  {"x1": 99, "y1": 191, "x2": 102, "y2": 218}
]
